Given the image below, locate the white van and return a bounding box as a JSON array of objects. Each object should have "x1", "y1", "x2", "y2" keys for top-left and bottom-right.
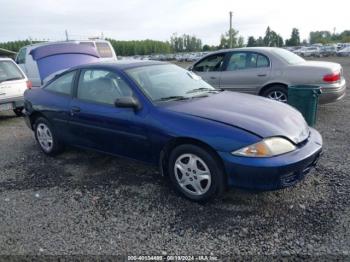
[{"x1": 15, "y1": 40, "x2": 117, "y2": 87}]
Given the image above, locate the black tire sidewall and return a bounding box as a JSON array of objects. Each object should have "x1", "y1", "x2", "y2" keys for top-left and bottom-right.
[
  {"x1": 262, "y1": 85, "x2": 288, "y2": 101},
  {"x1": 34, "y1": 117, "x2": 62, "y2": 156},
  {"x1": 13, "y1": 107, "x2": 23, "y2": 117},
  {"x1": 168, "y1": 144, "x2": 225, "y2": 202}
]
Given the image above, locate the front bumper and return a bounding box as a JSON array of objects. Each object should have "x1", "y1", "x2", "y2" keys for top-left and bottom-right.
[
  {"x1": 319, "y1": 79, "x2": 346, "y2": 104},
  {"x1": 219, "y1": 128, "x2": 322, "y2": 190}
]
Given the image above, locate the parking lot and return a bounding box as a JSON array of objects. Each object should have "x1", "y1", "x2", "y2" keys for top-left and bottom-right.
[{"x1": 0, "y1": 57, "x2": 349, "y2": 258}]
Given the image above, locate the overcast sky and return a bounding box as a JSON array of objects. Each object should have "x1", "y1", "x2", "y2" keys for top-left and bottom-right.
[{"x1": 1, "y1": 0, "x2": 349, "y2": 45}]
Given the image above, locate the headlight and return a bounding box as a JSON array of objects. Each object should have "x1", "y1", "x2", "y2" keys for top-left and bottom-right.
[{"x1": 232, "y1": 137, "x2": 296, "y2": 157}]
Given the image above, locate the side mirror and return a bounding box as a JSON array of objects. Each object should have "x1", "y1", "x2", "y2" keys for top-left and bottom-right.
[
  {"x1": 188, "y1": 65, "x2": 194, "y2": 71},
  {"x1": 114, "y1": 96, "x2": 141, "y2": 111}
]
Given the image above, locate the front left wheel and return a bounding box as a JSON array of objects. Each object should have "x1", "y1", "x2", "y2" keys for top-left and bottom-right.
[
  {"x1": 168, "y1": 144, "x2": 226, "y2": 202},
  {"x1": 34, "y1": 117, "x2": 64, "y2": 156}
]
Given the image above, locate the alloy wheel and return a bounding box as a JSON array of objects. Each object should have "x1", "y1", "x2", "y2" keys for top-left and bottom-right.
[
  {"x1": 36, "y1": 123, "x2": 53, "y2": 152},
  {"x1": 267, "y1": 90, "x2": 287, "y2": 103},
  {"x1": 174, "y1": 153, "x2": 211, "y2": 196}
]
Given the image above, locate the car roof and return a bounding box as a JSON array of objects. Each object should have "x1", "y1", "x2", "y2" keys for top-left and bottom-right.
[
  {"x1": 0, "y1": 57, "x2": 14, "y2": 62},
  {"x1": 206, "y1": 47, "x2": 284, "y2": 56},
  {"x1": 68, "y1": 60, "x2": 169, "y2": 71}
]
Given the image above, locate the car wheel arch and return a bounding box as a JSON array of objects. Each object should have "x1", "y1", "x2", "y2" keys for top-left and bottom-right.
[
  {"x1": 159, "y1": 137, "x2": 225, "y2": 179},
  {"x1": 29, "y1": 112, "x2": 47, "y2": 130}
]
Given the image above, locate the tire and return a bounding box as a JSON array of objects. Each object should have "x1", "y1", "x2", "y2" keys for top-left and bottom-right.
[
  {"x1": 167, "y1": 144, "x2": 226, "y2": 202},
  {"x1": 34, "y1": 117, "x2": 64, "y2": 156},
  {"x1": 13, "y1": 107, "x2": 24, "y2": 117},
  {"x1": 262, "y1": 85, "x2": 288, "y2": 103}
]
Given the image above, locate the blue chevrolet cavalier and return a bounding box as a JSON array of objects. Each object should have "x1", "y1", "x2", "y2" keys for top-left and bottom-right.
[{"x1": 23, "y1": 61, "x2": 322, "y2": 202}]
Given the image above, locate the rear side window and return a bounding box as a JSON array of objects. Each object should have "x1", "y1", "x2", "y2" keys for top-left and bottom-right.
[
  {"x1": 0, "y1": 61, "x2": 24, "y2": 82},
  {"x1": 226, "y1": 52, "x2": 269, "y2": 71},
  {"x1": 45, "y1": 71, "x2": 75, "y2": 95},
  {"x1": 257, "y1": 55, "x2": 270, "y2": 68},
  {"x1": 193, "y1": 54, "x2": 225, "y2": 72},
  {"x1": 95, "y1": 42, "x2": 113, "y2": 58},
  {"x1": 16, "y1": 48, "x2": 26, "y2": 64}
]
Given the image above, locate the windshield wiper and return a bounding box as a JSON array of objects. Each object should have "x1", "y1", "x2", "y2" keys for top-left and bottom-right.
[
  {"x1": 0, "y1": 77, "x2": 23, "y2": 84},
  {"x1": 186, "y1": 87, "x2": 222, "y2": 94},
  {"x1": 155, "y1": 96, "x2": 189, "y2": 102}
]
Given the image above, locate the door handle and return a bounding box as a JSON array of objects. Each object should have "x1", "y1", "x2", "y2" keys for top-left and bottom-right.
[
  {"x1": 70, "y1": 106, "x2": 81, "y2": 115},
  {"x1": 257, "y1": 74, "x2": 267, "y2": 77},
  {"x1": 210, "y1": 76, "x2": 217, "y2": 79}
]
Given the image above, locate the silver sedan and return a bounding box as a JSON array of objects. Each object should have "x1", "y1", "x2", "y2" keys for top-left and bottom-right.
[{"x1": 189, "y1": 47, "x2": 346, "y2": 104}]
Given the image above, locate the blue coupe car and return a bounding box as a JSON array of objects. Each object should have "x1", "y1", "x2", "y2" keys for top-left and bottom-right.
[{"x1": 23, "y1": 61, "x2": 322, "y2": 202}]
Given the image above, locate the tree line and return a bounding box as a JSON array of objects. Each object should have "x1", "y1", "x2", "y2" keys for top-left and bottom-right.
[
  {"x1": 1, "y1": 28, "x2": 350, "y2": 56},
  {"x1": 247, "y1": 27, "x2": 350, "y2": 47}
]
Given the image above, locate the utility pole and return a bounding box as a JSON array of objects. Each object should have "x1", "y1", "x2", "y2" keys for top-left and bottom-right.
[
  {"x1": 229, "y1": 11, "x2": 233, "y2": 48},
  {"x1": 65, "y1": 30, "x2": 69, "y2": 41}
]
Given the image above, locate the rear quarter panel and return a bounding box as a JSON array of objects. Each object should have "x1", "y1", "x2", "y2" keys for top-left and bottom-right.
[{"x1": 280, "y1": 62, "x2": 342, "y2": 86}]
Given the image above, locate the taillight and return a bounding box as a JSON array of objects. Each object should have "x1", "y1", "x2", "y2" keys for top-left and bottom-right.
[
  {"x1": 323, "y1": 72, "x2": 340, "y2": 83},
  {"x1": 26, "y1": 80, "x2": 32, "y2": 89}
]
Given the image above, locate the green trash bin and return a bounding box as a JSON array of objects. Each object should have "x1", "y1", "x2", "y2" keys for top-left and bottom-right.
[{"x1": 287, "y1": 85, "x2": 322, "y2": 127}]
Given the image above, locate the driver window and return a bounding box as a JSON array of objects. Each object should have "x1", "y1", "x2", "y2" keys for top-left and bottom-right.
[
  {"x1": 193, "y1": 54, "x2": 225, "y2": 72},
  {"x1": 77, "y1": 69, "x2": 133, "y2": 105}
]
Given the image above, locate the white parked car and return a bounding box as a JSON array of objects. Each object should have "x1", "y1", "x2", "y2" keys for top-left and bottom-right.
[
  {"x1": 337, "y1": 46, "x2": 350, "y2": 57},
  {"x1": 0, "y1": 58, "x2": 30, "y2": 116},
  {"x1": 300, "y1": 47, "x2": 321, "y2": 57}
]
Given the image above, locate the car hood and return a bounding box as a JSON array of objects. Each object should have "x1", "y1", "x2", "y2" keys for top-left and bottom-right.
[{"x1": 163, "y1": 91, "x2": 310, "y2": 144}]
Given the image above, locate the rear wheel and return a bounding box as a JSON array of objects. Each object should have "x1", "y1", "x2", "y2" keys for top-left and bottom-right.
[
  {"x1": 262, "y1": 85, "x2": 288, "y2": 103},
  {"x1": 34, "y1": 117, "x2": 64, "y2": 156},
  {"x1": 168, "y1": 144, "x2": 225, "y2": 202},
  {"x1": 13, "y1": 107, "x2": 23, "y2": 117}
]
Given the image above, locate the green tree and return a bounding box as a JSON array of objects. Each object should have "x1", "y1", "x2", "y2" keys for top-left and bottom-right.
[
  {"x1": 309, "y1": 31, "x2": 332, "y2": 44},
  {"x1": 219, "y1": 28, "x2": 241, "y2": 48},
  {"x1": 202, "y1": 44, "x2": 211, "y2": 51},
  {"x1": 285, "y1": 28, "x2": 300, "y2": 46},
  {"x1": 263, "y1": 26, "x2": 283, "y2": 47},
  {"x1": 170, "y1": 33, "x2": 202, "y2": 52},
  {"x1": 256, "y1": 37, "x2": 264, "y2": 46},
  {"x1": 339, "y1": 30, "x2": 350, "y2": 42},
  {"x1": 247, "y1": 36, "x2": 256, "y2": 47},
  {"x1": 107, "y1": 39, "x2": 171, "y2": 56},
  {"x1": 237, "y1": 36, "x2": 244, "y2": 47}
]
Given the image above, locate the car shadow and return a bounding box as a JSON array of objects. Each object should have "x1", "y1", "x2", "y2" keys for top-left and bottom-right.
[{"x1": 0, "y1": 112, "x2": 18, "y2": 121}]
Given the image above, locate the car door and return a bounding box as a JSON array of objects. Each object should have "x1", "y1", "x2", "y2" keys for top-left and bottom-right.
[
  {"x1": 68, "y1": 68, "x2": 151, "y2": 162},
  {"x1": 219, "y1": 52, "x2": 271, "y2": 94},
  {"x1": 191, "y1": 53, "x2": 226, "y2": 88},
  {"x1": 38, "y1": 70, "x2": 77, "y2": 140}
]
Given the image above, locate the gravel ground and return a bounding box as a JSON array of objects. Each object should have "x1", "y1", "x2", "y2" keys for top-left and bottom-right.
[{"x1": 0, "y1": 57, "x2": 349, "y2": 260}]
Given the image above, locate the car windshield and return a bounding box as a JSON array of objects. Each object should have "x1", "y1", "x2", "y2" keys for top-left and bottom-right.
[
  {"x1": 126, "y1": 64, "x2": 218, "y2": 102},
  {"x1": 272, "y1": 48, "x2": 305, "y2": 64},
  {"x1": 0, "y1": 61, "x2": 24, "y2": 83}
]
